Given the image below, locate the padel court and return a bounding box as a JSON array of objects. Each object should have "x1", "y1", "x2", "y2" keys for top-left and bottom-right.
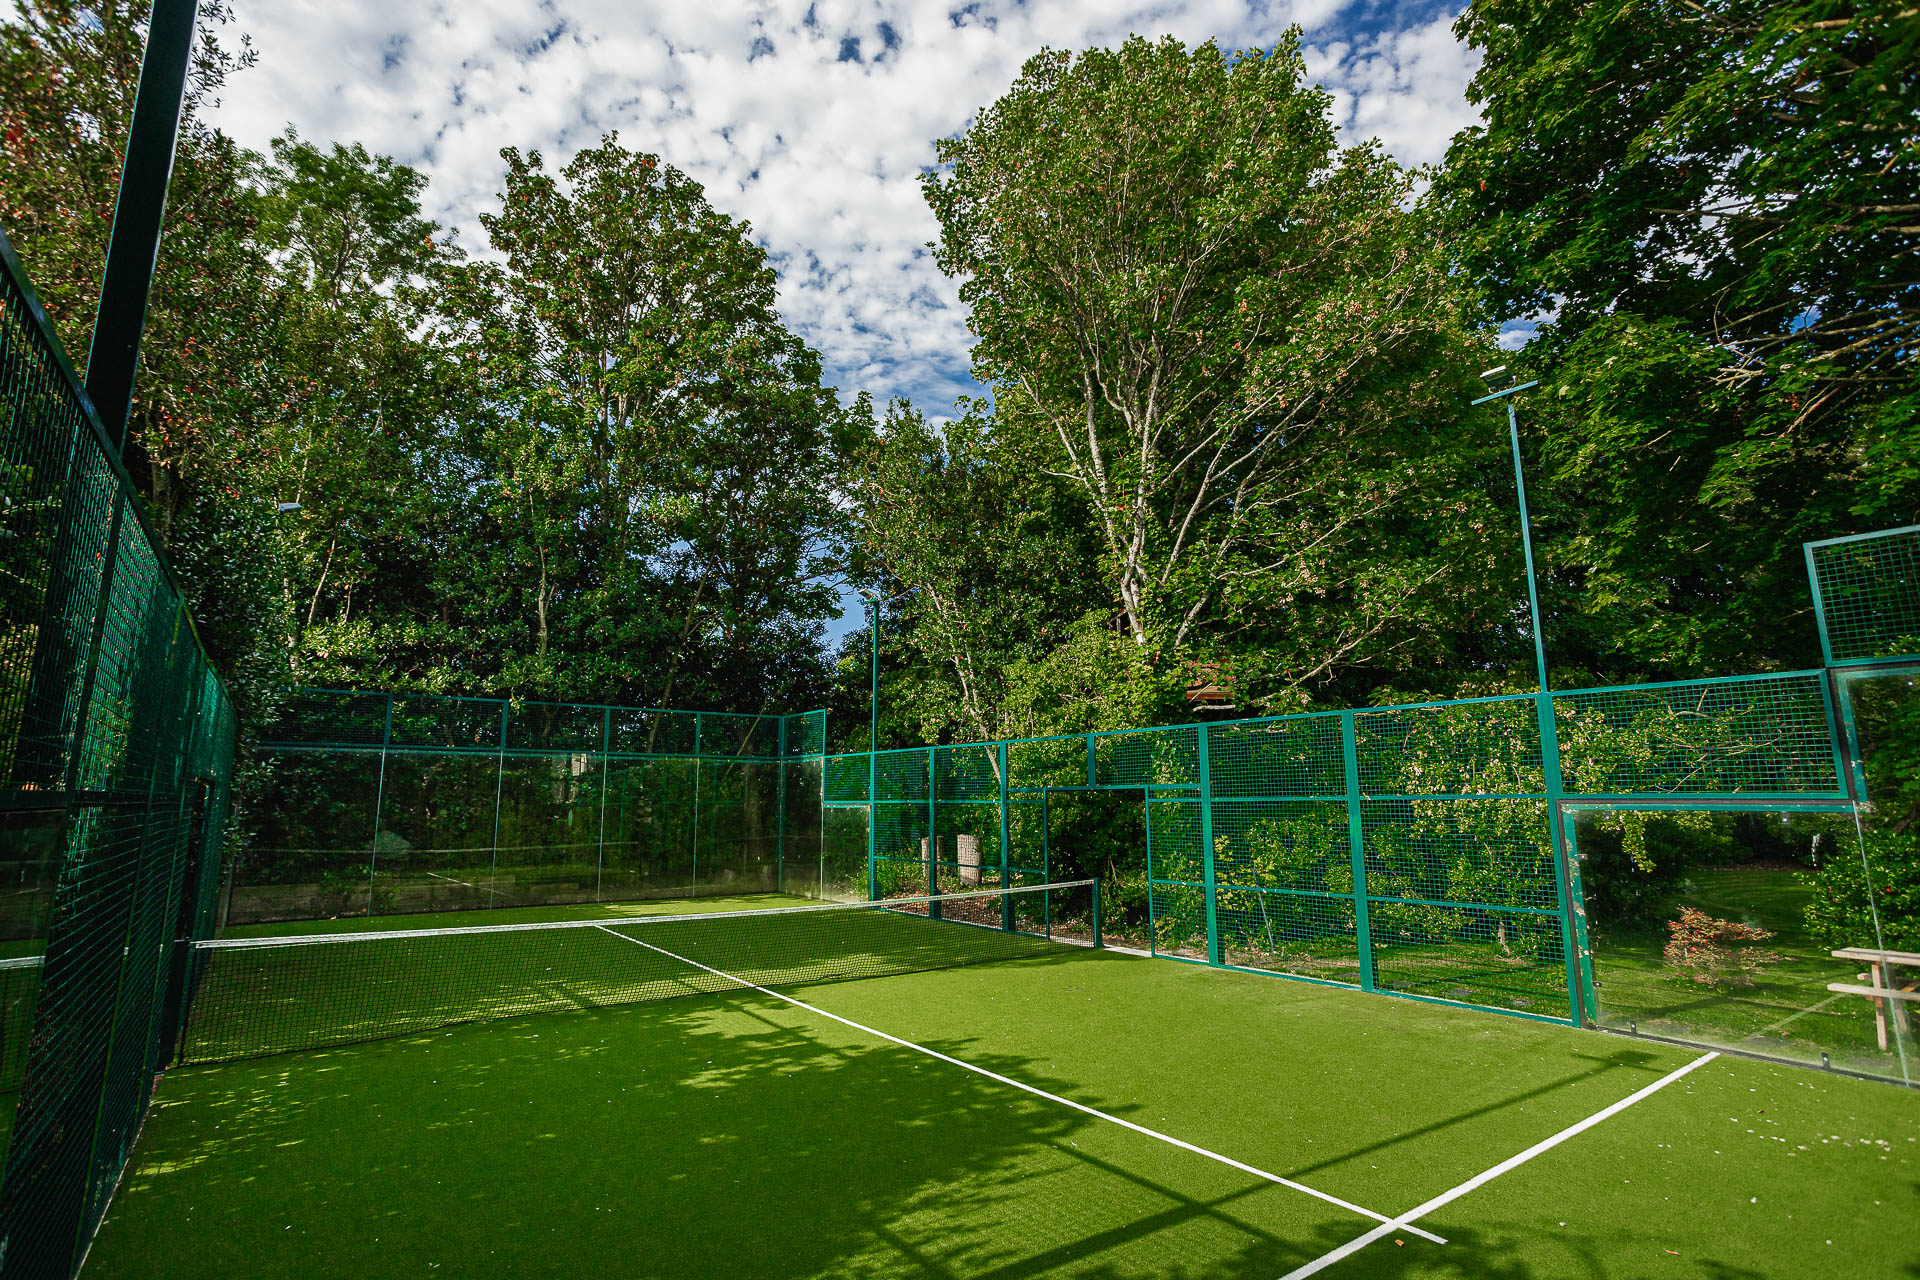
[{"x1": 81, "y1": 886, "x2": 1918, "y2": 1279}]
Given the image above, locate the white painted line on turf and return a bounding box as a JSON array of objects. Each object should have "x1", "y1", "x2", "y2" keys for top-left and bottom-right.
[
  {"x1": 424, "y1": 871, "x2": 485, "y2": 891},
  {"x1": 594, "y1": 924, "x2": 1445, "y2": 1245},
  {"x1": 1276, "y1": 1050, "x2": 1720, "y2": 1280}
]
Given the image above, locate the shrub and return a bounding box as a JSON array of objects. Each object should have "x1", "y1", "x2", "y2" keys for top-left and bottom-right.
[{"x1": 1663, "y1": 906, "x2": 1782, "y2": 986}]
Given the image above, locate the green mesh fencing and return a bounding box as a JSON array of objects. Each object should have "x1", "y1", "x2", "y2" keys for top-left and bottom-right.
[
  {"x1": 1806, "y1": 525, "x2": 1920, "y2": 665},
  {"x1": 236, "y1": 691, "x2": 828, "y2": 924},
  {"x1": 825, "y1": 662, "x2": 1859, "y2": 1028},
  {"x1": 0, "y1": 227, "x2": 236, "y2": 1280}
]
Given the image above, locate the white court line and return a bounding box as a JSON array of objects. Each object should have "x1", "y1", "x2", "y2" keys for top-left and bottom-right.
[
  {"x1": 1276, "y1": 1050, "x2": 1720, "y2": 1280},
  {"x1": 594, "y1": 925, "x2": 1444, "y2": 1245},
  {"x1": 424, "y1": 871, "x2": 485, "y2": 891}
]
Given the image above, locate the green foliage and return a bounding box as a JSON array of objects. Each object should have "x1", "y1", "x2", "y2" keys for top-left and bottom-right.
[
  {"x1": 915, "y1": 34, "x2": 1521, "y2": 721},
  {"x1": 1442, "y1": 0, "x2": 1920, "y2": 678},
  {"x1": 1664, "y1": 906, "x2": 1783, "y2": 987},
  {"x1": 1803, "y1": 676, "x2": 1920, "y2": 951}
]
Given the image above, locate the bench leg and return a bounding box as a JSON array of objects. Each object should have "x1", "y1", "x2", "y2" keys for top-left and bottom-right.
[{"x1": 1873, "y1": 962, "x2": 1889, "y2": 1051}]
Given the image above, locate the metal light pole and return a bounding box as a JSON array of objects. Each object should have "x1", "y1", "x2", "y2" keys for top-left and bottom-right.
[
  {"x1": 87, "y1": 0, "x2": 200, "y2": 451},
  {"x1": 1471, "y1": 368, "x2": 1549, "y2": 690},
  {"x1": 1472, "y1": 367, "x2": 1584, "y2": 1025},
  {"x1": 860, "y1": 590, "x2": 881, "y2": 900}
]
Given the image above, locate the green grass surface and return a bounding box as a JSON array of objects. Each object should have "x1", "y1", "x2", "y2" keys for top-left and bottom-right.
[
  {"x1": 1591, "y1": 867, "x2": 1912, "y2": 1078},
  {"x1": 87, "y1": 937, "x2": 1918, "y2": 1278}
]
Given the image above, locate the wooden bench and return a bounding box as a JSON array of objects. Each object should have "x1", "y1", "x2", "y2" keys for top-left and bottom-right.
[{"x1": 1830, "y1": 948, "x2": 1920, "y2": 1050}]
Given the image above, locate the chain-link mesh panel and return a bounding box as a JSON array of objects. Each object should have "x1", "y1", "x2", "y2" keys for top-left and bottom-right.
[
  {"x1": 1094, "y1": 726, "x2": 1198, "y2": 787},
  {"x1": 935, "y1": 743, "x2": 999, "y2": 802},
  {"x1": 1207, "y1": 716, "x2": 1343, "y2": 798},
  {"x1": 265, "y1": 689, "x2": 389, "y2": 746},
  {"x1": 1808, "y1": 526, "x2": 1920, "y2": 663},
  {"x1": 782, "y1": 709, "x2": 827, "y2": 757},
  {"x1": 1360, "y1": 798, "x2": 1558, "y2": 911},
  {"x1": 1554, "y1": 674, "x2": 1842, "y2": 796},
  {"x1": 1356, "y1": 697, "x2": 1545, "y2": 795},
  {"x1": 0, "y1": 228, "x2": 238, "y2": 1280},
  {"x1": 607, "y1": 707, "x2": 698, "y2": 756},
  {"x1": 1007, "y1": 736, "x2": 1084, "y2": 790},
  {"x1": 1369, "y1": 902, "x2": 1568, "y2": 1014},
  {"x1": 388, "y1": 694, "x2": 503, "y2": 752},
  {"x1": 699, "y1": 712, "x2": 780, "y2": 759},
  {"x1": 1211, "y1": 800, "x2": 1359, "y2": 982},
  {"x1": 822, "y1": 754, "x2": 871, "y2": 803},
  {"x1": 874, "y1": 748, "x2": 930, "y2": 803}
]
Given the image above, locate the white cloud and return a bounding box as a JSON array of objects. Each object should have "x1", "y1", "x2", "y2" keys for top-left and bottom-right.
[{"x1": 209, "y1": 0, "x2": 1480, "y2": 415}]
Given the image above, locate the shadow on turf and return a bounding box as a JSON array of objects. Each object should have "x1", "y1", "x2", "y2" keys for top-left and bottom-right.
[
  {"x1": 1284, "y1": 1046, "x2": 1671, "y2": 1182},
  {"x1": 88, "y1": 959, "x2": 1520, "y2": 1280}
]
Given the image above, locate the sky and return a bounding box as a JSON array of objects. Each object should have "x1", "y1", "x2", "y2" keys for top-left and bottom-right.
[{"x1": 205, "y1": 0, "x2": 1491, "y2": 644}]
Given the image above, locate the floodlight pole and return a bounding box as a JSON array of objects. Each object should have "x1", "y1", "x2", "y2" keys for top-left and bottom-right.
[
  {"x1": 86, "y1": 0, "x2": 200, "y2": 452},
  {"x1": 1471, "y1": 377, "x2": 1588, "y2": 1026},
  {"x1": 866, "y1": 594, "x2": 880, "y2": 900},
  {"x1": 1470, "y1": 379, "x2": 1549, "y2": 690}
]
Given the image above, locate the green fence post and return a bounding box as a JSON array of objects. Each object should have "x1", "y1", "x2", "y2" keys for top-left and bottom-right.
[
  {"x1": 927, "y1": 749, "x2": 941, "y2": 920},
  {"x1": 1198, "y1": 724, "x2": 1221, "y2": 965},
  {"x1": 490, "y1": 702, "x2": 507, "y2": 910},
  {"x1": 998, "y1": 742, "x2": 1013, "y2": 931},
  {"x1": 776, "y1": 717, "x2": 788, "y2": 895},
  {"x1": 597, "y1": 706, "x2": 611, "y2": 903},
  {"x1": 1085, "y1": 733, "x2": 1096, "y2": 787},
  {"x1": 1341, "y1": 711, "x2": 1376, "y2": 992},
  {"x1": 1538, "y1": 692, "x2": 1579, "y2": 1024},
  {"x1": 692, "y1": 713, "x2": 702, "y2": 891},
  {"x1": 368, "y1": 693, "x2": 393, "y2": 918},
  {"x1": 1040, "y1": 787, "x2": 1052, "y2": 938}
]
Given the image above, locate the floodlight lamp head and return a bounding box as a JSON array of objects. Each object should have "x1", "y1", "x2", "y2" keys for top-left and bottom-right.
[
  {"x1": 1479, "y1": 365, "x2": 1510, "y2": 386},
  {"x1": 275, "y1": 502, "x2": 302, "y2": 514}
]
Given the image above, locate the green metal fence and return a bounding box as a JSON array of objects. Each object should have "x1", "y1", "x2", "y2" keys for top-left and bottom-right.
[
  {"x1": 236, "y1": 690, "x2": 828, "y2": 922},
  {"x1": 1806, "y1": 525, "x2": 1920, "y2": 667},
  {"x1": 820, "y1": 670, "x2": 1853, "y2": 1028},
  {"x1": 0, "y1": 226, "x2": 237, "y2": 1278}
]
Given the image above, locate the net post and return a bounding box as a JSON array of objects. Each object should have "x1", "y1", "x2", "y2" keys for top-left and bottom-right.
[
  {"x1": 1340, "y1": 711, "x2": 1376, "y2": 993},
  {"x1": 998, "y1": 742, "x2": 1012, "y2": 932},
  {"x1": 1092, "y1": 877, "x2": 1103, "y2": 949},
  {"x1": 1198, "y1": 724, "x2": 1221, "y2": 965}
]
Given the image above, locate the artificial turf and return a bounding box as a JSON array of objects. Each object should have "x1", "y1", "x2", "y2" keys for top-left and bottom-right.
[{"x1": 85, "y1": 937, "x2": 1918, "y2": 1278}]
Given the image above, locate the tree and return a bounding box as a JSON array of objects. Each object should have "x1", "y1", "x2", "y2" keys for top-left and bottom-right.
[
  {"x1": 417, "y1": 135, "x2": 850, "y2": 710},
  {"x1": 1, "y1": 0, "x2": 288, "y2": 716},
  {"x1": 1441, "y1": 0, "x2": 1920, "y2": 678},
  {"x1": 922, "y1": 34, "x2": 1519, "y2": 714}
]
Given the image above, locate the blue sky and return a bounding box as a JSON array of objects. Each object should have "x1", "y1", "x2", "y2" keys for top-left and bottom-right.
[{"x1": 210, "y1": 0, "x2": 1490, "y2": 646}]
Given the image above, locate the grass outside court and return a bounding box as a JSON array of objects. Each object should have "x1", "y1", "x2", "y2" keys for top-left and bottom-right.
[{"x1": 83, "y1": 896, "x2": 1918, "y2": 1279}]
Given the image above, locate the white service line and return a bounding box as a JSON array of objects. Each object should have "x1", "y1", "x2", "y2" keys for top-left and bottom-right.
[
  {"x1": 594, "y1": 924, "x2": 1444, "y2": 1245},
  {"x1": 1276, "y1": 1049, "x2": 1720, "y2": 1280}
]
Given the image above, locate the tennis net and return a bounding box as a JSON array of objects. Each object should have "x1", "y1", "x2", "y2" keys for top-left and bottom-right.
[{"x1": 177, "y1": 880, "x2": 1098, "y2": 1064}]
